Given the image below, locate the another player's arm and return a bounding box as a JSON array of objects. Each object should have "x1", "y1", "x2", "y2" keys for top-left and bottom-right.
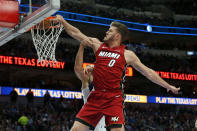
[
  {"x1": 124, "y1": 50, "x2": 180, "y2": 94},
  {"x1": 74, "y1": 42, "x2": 93, "y2": 104},
  {"x1": 74, "y1": 43, "x2": 86, "y2": 81},
  {"x1": 74, "y1": 41, "x2": 94, "y2": 80}
]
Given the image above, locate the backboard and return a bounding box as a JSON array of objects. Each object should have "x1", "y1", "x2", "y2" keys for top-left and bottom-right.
[{"x1": 0, "y1": 0, "x2": 60, "y2": 46}]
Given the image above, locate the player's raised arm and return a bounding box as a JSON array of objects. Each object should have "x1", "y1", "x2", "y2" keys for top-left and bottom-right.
[
  {"x1": 55, "y1": 15, "x2": 101, "y2": 52},
  {"x1": 81, "y1": 38, "x2": 102, "y2": 53},
  {"x1": 74, "y1": 40, "x2": 94, "y2": 81},
  {"x1": 74, "y1": 43, "x2": 86, "y2": 80},
  {"x1": 55, "y1": 15, "x2": 88, "y2": 42},
  {"x1": 124, "y1": 50, "x2": 180, "y2": 94}
]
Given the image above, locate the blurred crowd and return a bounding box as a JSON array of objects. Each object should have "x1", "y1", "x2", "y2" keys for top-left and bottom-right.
[
  {"x1": 0, "y1": 95, "x2": 196, "y2": 131},
  {"x1": 124, "y1": 103, "x2": 197, "y2": 131},
  {"x1": 0, "y1": 96, "x2": 80, "y2": 131},
  {"x1": 60, "y1": 0, "x2": 197, "y2": 28},
  {"x1": 94, "y1": 0, "x2": 197, "y2": 16},
  {"x1": 138, "y1": 53, "x2": 196, "y2": 74}
]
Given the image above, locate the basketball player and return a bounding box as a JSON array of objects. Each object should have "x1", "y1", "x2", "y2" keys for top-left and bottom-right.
[
  {"x1": 74, "y1": 42, "x2": 106, "y2": 131},
  {"x1": 55, "y1": 15, "x2": 180, "y2": 131}
]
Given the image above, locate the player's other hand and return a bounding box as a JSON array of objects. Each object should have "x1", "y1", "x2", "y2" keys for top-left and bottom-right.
[{"x1": 167, "y1": 86, "x2": 180, "y2": 94}]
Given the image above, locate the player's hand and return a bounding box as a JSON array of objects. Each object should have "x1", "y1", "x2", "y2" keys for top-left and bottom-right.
[
  {"x1": 84, "y1": 65, "x2": 94, "y2": 74},
  {"x1": 54, "y1": 15, "x2": 64, "y2": 23},
  {"x1": 81, "y1": 38, "x2": 93, "y2": 47},
  {"x1": 82, "y1": 71, "x2": 91, "y2": 81},
  {"x1": 82, "y1": 66, "x2": 93, "y2": 81},
  {"x1": 167, "y1": 86, "x2": 180, "y2": 94},
  {"x1": 89, "y1": 38, "x2": 102, "y2": 45}
]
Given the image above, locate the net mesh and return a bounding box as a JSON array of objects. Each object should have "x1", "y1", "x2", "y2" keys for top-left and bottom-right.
[{"x1": 31, "y1": 17, "x2": 63, "y2": 62}]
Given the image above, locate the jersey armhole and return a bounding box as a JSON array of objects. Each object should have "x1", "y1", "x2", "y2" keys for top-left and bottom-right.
[
  {"x1": 95, "y1": 43, "x2": 105, "y2": 55},
  {"x1": 122, "y1": 45, "x2": 127, "y2": 64}
]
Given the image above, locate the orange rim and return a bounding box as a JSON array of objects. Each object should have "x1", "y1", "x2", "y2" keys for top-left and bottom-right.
[
  {"x1": 28, "y1": 16, "x2": 60, "y2": 31},
  {"x1": 45, "y1": 16, "x2": 56, "y2": 20}
]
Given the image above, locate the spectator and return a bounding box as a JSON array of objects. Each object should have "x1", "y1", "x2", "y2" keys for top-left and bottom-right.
[
  {"x1": 26, "y1": 89, "x2": 34, "y2": 106},
  {"x1": 59, "y1": 94, "x2": 65, "y2": 103},
  {"x1": 9, "y1": 88, "x2": 18, "y2": 105},
  {"x1": 17, "y1": 113, "x2": 29, "y2": 131},
  {"x1": 44, "y1": 90, "x2": 51, "y2": 106}
]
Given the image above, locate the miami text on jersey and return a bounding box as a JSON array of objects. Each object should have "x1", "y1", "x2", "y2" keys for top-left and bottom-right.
[{"x1": 98, "y1": 51, "x2": 120, "y2": 59}]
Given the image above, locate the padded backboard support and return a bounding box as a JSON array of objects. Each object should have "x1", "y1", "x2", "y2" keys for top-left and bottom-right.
[
  {"x1": 0, "y1": 0, "x2": 19, "y2": 28},
  {"x1": 0, "y1": 0, "x2": 60, "y2": 46}
]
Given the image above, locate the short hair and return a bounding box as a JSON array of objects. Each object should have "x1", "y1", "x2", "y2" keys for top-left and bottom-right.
[{"x1": 110, "y1": 21, "x2": 129, "y2": 42}]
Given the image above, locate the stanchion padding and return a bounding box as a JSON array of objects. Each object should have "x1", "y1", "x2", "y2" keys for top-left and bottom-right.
[{"x1": 0, "y1": 0, "x2": 19, "y2": 28}]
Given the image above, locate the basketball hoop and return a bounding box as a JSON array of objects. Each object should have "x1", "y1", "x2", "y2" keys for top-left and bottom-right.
[{"x1": 31, "y1": 16, "x2": 63, "y2": 62}]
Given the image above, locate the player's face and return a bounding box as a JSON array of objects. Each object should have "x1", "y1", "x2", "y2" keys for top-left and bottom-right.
[{"x1": 103, "y1": 26, "x2": 119, "y2": 43}]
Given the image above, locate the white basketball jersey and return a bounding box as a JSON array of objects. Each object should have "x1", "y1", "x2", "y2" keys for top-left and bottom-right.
[{"x1": 94, "y1": 116, "x2": 106, "y2": 131}]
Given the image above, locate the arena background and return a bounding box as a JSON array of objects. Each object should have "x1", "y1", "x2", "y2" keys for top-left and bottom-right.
[{"x1": 0, "y1": 0, "x2": 196, "y2": 130}]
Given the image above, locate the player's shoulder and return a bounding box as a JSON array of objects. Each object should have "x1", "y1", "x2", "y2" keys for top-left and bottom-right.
[
  {"x1": 124, "y1": 49, "x2": 135, "y2": 55},
  {"x1": 124, "y1": 49, "x2": 138, "y2": 64}
]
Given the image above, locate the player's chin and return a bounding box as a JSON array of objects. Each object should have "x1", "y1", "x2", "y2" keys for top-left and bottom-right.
[{"x1": 104, "y1": 39, "x2": 109, "y2": 44}]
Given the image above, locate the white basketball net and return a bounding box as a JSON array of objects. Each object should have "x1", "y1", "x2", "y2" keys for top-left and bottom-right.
[{"x1": 31, "y1": 19, "x2": 63, "y2": 62}]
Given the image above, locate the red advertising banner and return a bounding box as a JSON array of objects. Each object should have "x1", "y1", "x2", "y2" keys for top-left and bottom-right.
[
  {"x1": 156, "y1": 71, "x2": 197, "y2": 81},
  {"x1": 0, "y1": 55, "x2": 65, "y2": 69}
]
